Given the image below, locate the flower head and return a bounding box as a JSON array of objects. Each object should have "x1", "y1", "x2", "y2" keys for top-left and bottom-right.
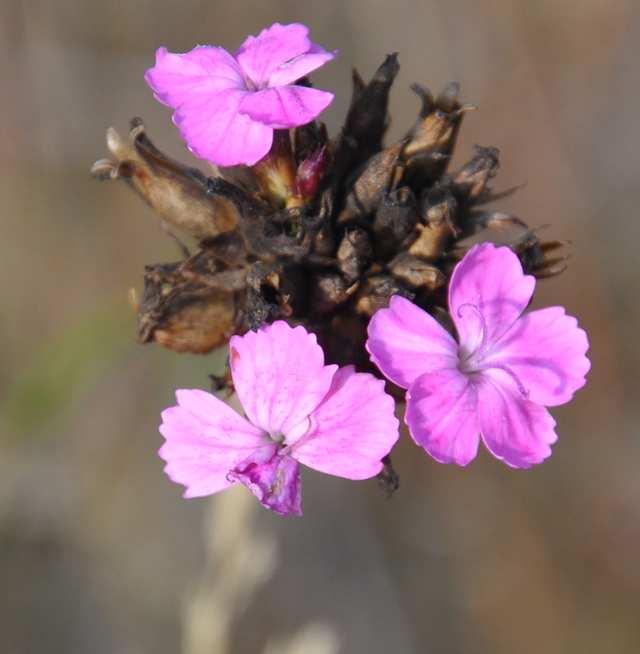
[
  {"x1": 159, "y1": 321, "x2": 399, "y2": 516},
  {"x1": 145, "y1": 23, "x2": 335, "y2": 167},
  {"x1": 367, "y1": 243, "x2": 590, "y2": 468}
]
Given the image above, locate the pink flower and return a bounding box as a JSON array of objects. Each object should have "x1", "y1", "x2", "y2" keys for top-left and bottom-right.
[
  {"x1": 145, "y1": 23, "x2": 335, "y2": 167},
  {"x1": 159, "y1": 321, "x2": 399, "y2": 516},
  {"x1": 366, "y1": 243, "x2": 590, "y2": 468}
]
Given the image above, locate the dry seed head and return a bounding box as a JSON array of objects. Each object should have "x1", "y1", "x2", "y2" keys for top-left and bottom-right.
[{"x1": 93, "y1": 54, "x2": 566, "y2": 362}]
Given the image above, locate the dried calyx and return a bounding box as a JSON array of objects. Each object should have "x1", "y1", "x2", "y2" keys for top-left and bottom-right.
[{"x1": 92, "y1": 56, "x2": 567, "y2": 369}]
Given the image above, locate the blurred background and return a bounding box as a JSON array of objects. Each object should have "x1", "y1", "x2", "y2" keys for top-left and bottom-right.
[{"x1": 1, "y1": 1, "x2": 638, "y2": 652}]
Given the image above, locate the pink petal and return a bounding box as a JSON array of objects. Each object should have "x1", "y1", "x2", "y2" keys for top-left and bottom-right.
[
  {"x1": 239, "y1": 85, "x2": 334, "y2": 129},
  {"x1": 477, "y1": 369, "x2": 558, "y2": 468},
  {"x1": 483, "y1": 307, "x2": 591, "y2": 407},
  {"x1": 449, "y1": 243, "x2": 535, "y2": 355},
  {"x1": 267, "y1": 45, "x2": 336, "y2": 87},
  {"x1": 236, "y1": 23, "x2": 312, "y2": 88},
  {"x1": 405, "y1": 369, "x2": 480, "y2": 466},
  {"x1": 292, "y1": 366, "x2": 399, "y2": 480},
  {"x1": 144, "y1": 46, "x2": 245, "y2": 109},
  {"x1": 366, "y1": 295, "x2": 458, "y2": 389},
  {"x1": 229, "y1": 449, "x2": 302, "y2": 516},
  {"x1": 173, "y1": 88, "x2": 273, "y2": 166},
  {"x1": 159, "y1": 389, "x2": 267, "y2": 498},
  {"x1": 229, "y1": 321, "x2": 337, "y2": 438}
]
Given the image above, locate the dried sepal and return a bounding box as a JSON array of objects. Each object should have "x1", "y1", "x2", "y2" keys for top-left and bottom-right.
[{"x1": 92, "y1": 119, "x2": 241, "y2": 241}]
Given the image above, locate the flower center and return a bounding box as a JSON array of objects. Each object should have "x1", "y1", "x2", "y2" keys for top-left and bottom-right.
[
  {"x1": 269, "y1": 432, "x2": 285, "y2": 444},
  {"x1": 456, "y1": 302, "x2": 489, "y2": 371},
  {"x1": 456, "y1": 302, "x2": 529, "y2": 399}
]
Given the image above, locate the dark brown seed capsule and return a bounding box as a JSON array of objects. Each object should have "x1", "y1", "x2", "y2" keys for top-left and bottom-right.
[{"x1": 354, "y1": 275, "x2": 414, "y2": 317}]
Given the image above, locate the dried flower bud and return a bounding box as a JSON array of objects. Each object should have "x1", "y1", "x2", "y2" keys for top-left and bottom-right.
[
  {"x1": 335, "y1": 54, "x2": 400, "y2": 172},
  {"x1": 373, "y1": 187, "x2": 418, "y2": 259},
  {"x1": 91, "y1": 119, "x2": 240, "y2": 241},
  {"x1": 355, "y1": 275, "x2": 413, "y2": 317},
  {"x1": 337, "y1": 228, "x2": 372, "y2": 283},
  {"x1": 453, "y1": 211, "x2": 569, "y2": 278},
  {"x1": 338, "y1": 143, "x2": 403, "y2": 223},
  {"x1": 137, "y1": 251, "x2": 241, "y2": 354},
  {"x1": 452, "y1": 145, "x2": 500, "y2": 202},
  {"x1": 408, "y1": 189, "x2": 458, "y2": 260},
  {"x1": 388, "y1": 253, "x2": 445, "y2": 291},
  {"x1": 311, "y1": 273, "x2": 358, "y2": 315},
  {"x1": 402, "y1": 82, "x2": 475, "y2": 186}
]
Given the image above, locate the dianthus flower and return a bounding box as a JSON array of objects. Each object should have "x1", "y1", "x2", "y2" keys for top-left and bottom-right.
[
  {"x1": 367, "y1": 243, "x2": 590, "y2": 468},
  {"x1": 159, "y1": 321, "x2": 399, "y2": 516},
  {"x1": 145, "y1": 23, "x2": 335, "y2": 167}
]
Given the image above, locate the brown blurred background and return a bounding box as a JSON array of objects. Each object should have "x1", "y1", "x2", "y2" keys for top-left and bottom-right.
[{"x1": 1, "y1": 1, "x2": 638, "y2": 652}]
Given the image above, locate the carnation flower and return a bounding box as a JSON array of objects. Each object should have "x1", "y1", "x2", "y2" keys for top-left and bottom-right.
[
  {"x1": 367, "y1": 243, "x2": 590, "y2": 468},
  {"x1": 144, "y1": 22, "x2": 335, "y2": 167},
  {"x1": 159, "y1": 321, "x2": 399, "y2": 516}
]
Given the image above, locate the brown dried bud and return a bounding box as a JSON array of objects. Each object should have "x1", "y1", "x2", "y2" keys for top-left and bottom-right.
[
  {"x1": 388, "y1": 253, "x2": 446, "y2": 291},
  {"x1": 137, "y1": 251, "x2": 242, "y2": 354},
  {"x1": 354, "y1": 275, "x2": 413, "y2": 317},
  {"x1": 337, "y1": 228, "x2": 373, "y2": 283},
  {"x1": 91, "y1": 119, "x2": 239, "y2": 241},
  {"x1": 336, "y1": 54, "x2": 400, "y2": 172},
  {"x1": 454, "y1": 211, "x2": 569, "y2": 278},
  {"x1": 373, "y1": 187, "x2": 418, "y2": 259},
  {"x1": 311, "y1": 273, "x2": 358, "y2": 315},
  {"x1": 402, "y1": 82, "x2": 474, "y2": 185},
  {"x1": 338, "y1": 143, "x2": 403, "y2": 223},
  {"x1": 409, "y1": 189, "x2": 458, "y2": 260},
  {"x1": 452, "y1": 145, "x2": 500, "y2": 202}
]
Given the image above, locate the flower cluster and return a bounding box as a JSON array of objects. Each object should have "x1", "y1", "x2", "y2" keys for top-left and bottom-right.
[
  {"x1": 160, "y1": 243, "x2": 589, "y2": 515},
  {"x1": 93, "y1": 23, "x2": 590, "y2": 517}
]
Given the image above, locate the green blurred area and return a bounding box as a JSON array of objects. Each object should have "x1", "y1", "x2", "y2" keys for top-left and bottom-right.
[{"x1": 1, "y1": 1, "x2": 639, "y2": 653}]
